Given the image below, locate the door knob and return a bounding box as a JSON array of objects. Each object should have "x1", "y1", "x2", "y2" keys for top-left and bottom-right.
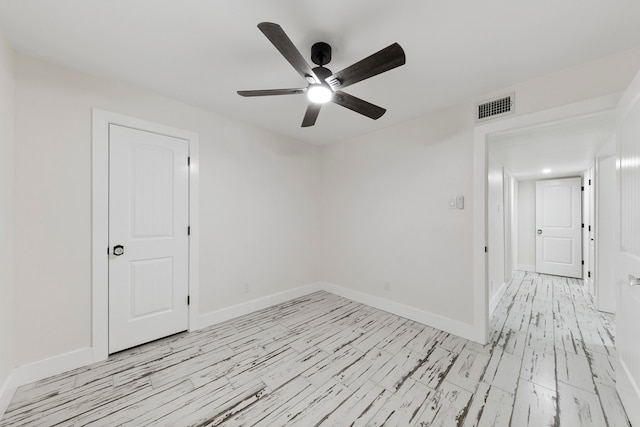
[
  {"x1": 537, "y1": 229, "x2": 542, "y2": 235},
  {"x1": 629, "y1": 275, "x2": 640, "y2": 287},
  {"x1": 113, "y1": 245, "x2": 124, "y2": 256}
]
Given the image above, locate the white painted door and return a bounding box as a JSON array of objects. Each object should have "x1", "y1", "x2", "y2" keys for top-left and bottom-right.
[
  {"x1": 615, "y1": 69, "x2": 640, "y2": 425},
  {"x1": 109, "y1": 124, "x2": 190, "y2": 353},
  {"x1": 535, "y1": 177, "x2": 582, "y2": 278}
]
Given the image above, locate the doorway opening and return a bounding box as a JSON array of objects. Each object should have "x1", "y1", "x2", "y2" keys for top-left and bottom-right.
[{"x1": 473, "y1": 93, "x2": 620, "y2": 343}]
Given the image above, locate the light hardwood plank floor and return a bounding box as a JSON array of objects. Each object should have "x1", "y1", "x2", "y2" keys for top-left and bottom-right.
[{"x1": 0, "y1": 272, "x2": 630, "y2": 426}]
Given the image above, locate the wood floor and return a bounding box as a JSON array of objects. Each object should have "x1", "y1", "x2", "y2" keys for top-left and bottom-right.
[{"x1": 0, "y1": 272, "x2": 630, "y2": 426}]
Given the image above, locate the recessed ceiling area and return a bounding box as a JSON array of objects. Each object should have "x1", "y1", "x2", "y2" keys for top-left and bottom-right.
[
  {"x1": 0, "y1": 1, "x2": 639, "y2": 145},
  {"x1": 488, "y1": 111, "x2": 616, "y2": 181}
]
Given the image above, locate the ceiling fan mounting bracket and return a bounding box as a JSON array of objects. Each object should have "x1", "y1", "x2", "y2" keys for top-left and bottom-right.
[{"x1": 311, "y1": 42, "x2": 332, "y2": 66}]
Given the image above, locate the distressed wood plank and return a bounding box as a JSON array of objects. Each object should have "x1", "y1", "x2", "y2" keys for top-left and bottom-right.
[
  {"x1": 481, "y1": 348, "x2": 521, "y2": 395},
  {"x1": 596, "y1": 383, "x2": 632, "y2": 427},
  {"x1": 318, "y1": 381, "x2": 391, "y2": 427},
  {"x1": 335, "y1": 347, "x2": 394, "y2": 391},
  {"x1": 217, "y1": 377, "x2": 315, "y2": 426},
  {"x1": 414, "y1": 380, "x2": 473, "y2": 426},
  {"x1": 301, "y1": 345, "x2": 363, "y2": 388},
  {"x1": 364, "y1": 378, "x2": 434, "y2": 426},
  {"x1": 410, "y1": 345, "x2": 456, "y2": 390},
  {"x1": 462, "y1": 382, "x2": 514, "y2": 427},
  {"x1": 510, "y1": 379, "x2": 557, "y2": 427},
  {"x1": 444, "y1": 347, "x2": 490, "y2": 393},
  {"x1": 557, "y1": 382, "x2": 606, "y2": 427},
  {"x1": 78, "y1": 378, "x2": 194, "y2": 426},
  {"x1": 254, "y1": 379, "x2": 350, "y2": 427},
  {"x1": 519, "y1": 346, "x2": 556, "y2": 391},
  {"x1": 260, "y1": 347, "x2": 329, "y2": 390},
  {"x1": 369, "y1": 347, "x2": 427, "y2": 392},
  {"x1": 556, "y1": 349, "x2": 596, "y2": 393}
]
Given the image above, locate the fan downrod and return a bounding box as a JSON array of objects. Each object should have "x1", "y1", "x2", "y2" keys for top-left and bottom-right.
[{"x1": 311, "y1": 42, "x2": 331, "y2": 66}]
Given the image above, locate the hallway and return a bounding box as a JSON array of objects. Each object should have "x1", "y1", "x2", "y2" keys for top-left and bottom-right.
[{"x1": 481, "y1": 271, "x2": 626, "y2": 426}]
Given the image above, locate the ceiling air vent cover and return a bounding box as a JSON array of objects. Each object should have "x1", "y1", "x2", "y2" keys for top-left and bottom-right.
[{"x1": 476, "y1": 92, "x2": 515, "y2": 122}]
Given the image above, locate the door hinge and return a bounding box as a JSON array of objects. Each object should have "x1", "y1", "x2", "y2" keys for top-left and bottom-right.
[
  {"x1": 187, "y1": 295, "x2": 190, "y2": 305},
  {"x1": 107, "y1": 247, "x2": 110, "y2": 255},
  {"x1": 589, "y1": 179, "x2": 591, "y2": 185},
  {"x1": 582, "y1": 223, "x2": 584, "y2": 228},
  {"x1": 187, "y1": 157, "x2": 191, "y2": 167},
  {"x1": 581, "y1": 186, "x2": 584, "y2": 191},
  {"x1": 484, "y1": 246, "x2": 488, "y2": 253},
  {"x1": 588, "y1": 271, "x2": 591, "y2": 278},
  {"x1": 188, "y1": 226, "x2": 191, "y2": 236},
  {"x1": 582, "y1": 260, "x2": 584, "y2": 265},
  {"x1": 588, "y1": 225, "x2": 591, "y2": 232}
]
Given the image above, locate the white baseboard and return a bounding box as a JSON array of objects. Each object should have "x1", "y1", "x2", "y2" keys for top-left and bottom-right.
[
  {"x1": 198, "y1": 283, "x2": 324, "y2": 329},
  {"x1": 0, "y1": 371, "x2": 16, "y2": 419},
  {"x1": 517, "y1": 264, "x2": 536, "y2": 272},
  {"x1": 320, "y1": 283, "x2": 479, "y2": 343},
  {"x1": 197, "y1": 282, "x2": 479, "y2": 343},
  {"x1": 489, "y1": 282, "x2": 507, "y2": 316},
  {"x1": 6, "y1": 347, "x2": 93, "y2": 391},
  {"x1": 617, "y1": 357, "x2": 640, "y2": 426},
  {"x1": 0, "y1": 347, "x2": 93, "y2": 419}
]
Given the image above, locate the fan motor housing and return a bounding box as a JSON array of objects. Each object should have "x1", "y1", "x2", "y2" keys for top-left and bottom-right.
[
  {"x1": 311, "y1": 42, "x2": 331, "y2": 66},
  {"x1": 312, "y1": 66, "x2": 332, "y2": 82}
]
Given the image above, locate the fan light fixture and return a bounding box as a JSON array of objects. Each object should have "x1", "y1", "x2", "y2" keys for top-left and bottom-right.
[
  {"x1": 307, "y1": 85, "x2": 332, "y2": 104},
  {"x1": 237, "y1": 22, "x2": 406, "y2": 127},
  {"x1": 542, "y1": 168, "x2": 551, "y2": 174}
]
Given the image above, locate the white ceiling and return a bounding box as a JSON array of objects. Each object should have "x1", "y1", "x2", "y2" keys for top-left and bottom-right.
[
  {"x1": 488, "y1": 111, "x2": 616, "y2": 181},
  {"x1": 1, "y1": 0, "x2": 639, "y2": 145}
]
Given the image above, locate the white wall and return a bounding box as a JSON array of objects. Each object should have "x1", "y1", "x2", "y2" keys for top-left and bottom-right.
[
  {"x1": 487, "y1": 153, "x2": 505, "y2": 304},
  {"x1": 321, "y1": 104, "x2": 476, "y2": 324},
  {"x1": 517, "y1": 180, "x2": 536, "y2": 271},
  {"x1": 13, "y1": 56, "x2": 321, "y2": 366},
  {"x1": 7, "y1": 44, "x2": 640, "y2": 369},
  {"x1": 0, "y1": 30, "x2": 16, "y2": 398}
]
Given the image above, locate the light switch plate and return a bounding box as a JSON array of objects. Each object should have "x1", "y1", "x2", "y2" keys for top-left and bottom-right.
[
  {"x1": 449, "y1": 198, "x2": 457, "y2": 209},
  {"x1": 456, "y1": 196, "x2": 464, "y2": 209}
]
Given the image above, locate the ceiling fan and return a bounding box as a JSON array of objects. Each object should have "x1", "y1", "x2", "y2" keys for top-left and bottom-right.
[{"x1": 237, "y1": 22, "x2": 406, "y2": 127}]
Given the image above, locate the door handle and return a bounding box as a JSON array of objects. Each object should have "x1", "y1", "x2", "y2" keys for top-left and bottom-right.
[
  {"x1": 629, "y1": 275, "x2": 640, "y2": 287},
  {"x1": 537, "y1": 229, "x2": 542, "y2": 235},
  {"x1": 113, "y1": 245, "x2": 124, "y2": 256}
]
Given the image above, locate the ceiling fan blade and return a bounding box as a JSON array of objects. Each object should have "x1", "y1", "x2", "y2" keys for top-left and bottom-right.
[
  {"x1": 237, "y1": 88, "x2": 305, "y2": 97},
  {"x1": 301, "y1": 103, "x2": 322, "y2": 127},
  {"x1": 325, "y1": 43, "x2": 405, "y2": 91},
  {"x1": 332, "y1": 91, "x2": 386, "y2": 120},
  {"x1": 258, "y1": 22, "x2": 319, "y2": 84}
]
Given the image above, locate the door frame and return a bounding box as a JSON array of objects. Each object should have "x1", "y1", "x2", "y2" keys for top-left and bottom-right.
[
  {"x1": 92, "y1": 109, "x2": 200, "y2": 362},
  {"x1": 473, "y1": 93, "x2": 620, "y2": 344}
]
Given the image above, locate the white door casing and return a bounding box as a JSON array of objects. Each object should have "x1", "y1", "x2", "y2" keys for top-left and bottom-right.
[
  {"x1": 595, "y1": 155, "x2": 616, "y2": 313},
  {"x1": 92, "y1": 109, "x2": 199, "y2": 361},
  {"x1": 108, "y1": 124, "x2": 190, "y2": 353},
  {"x1": 615, "y1": 69, "x2": 640, "y2": 426},
  {"x1": 583, "y1": 166, "x2": 595, "y2": 292},
  {"x1": 535, "y1": 177, "x2": 582, "y2": 278}
]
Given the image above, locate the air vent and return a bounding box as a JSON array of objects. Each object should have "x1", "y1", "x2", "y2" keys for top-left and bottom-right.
[{"x1": 476, "y1": 93, "x2": 515, "y2": 122}]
